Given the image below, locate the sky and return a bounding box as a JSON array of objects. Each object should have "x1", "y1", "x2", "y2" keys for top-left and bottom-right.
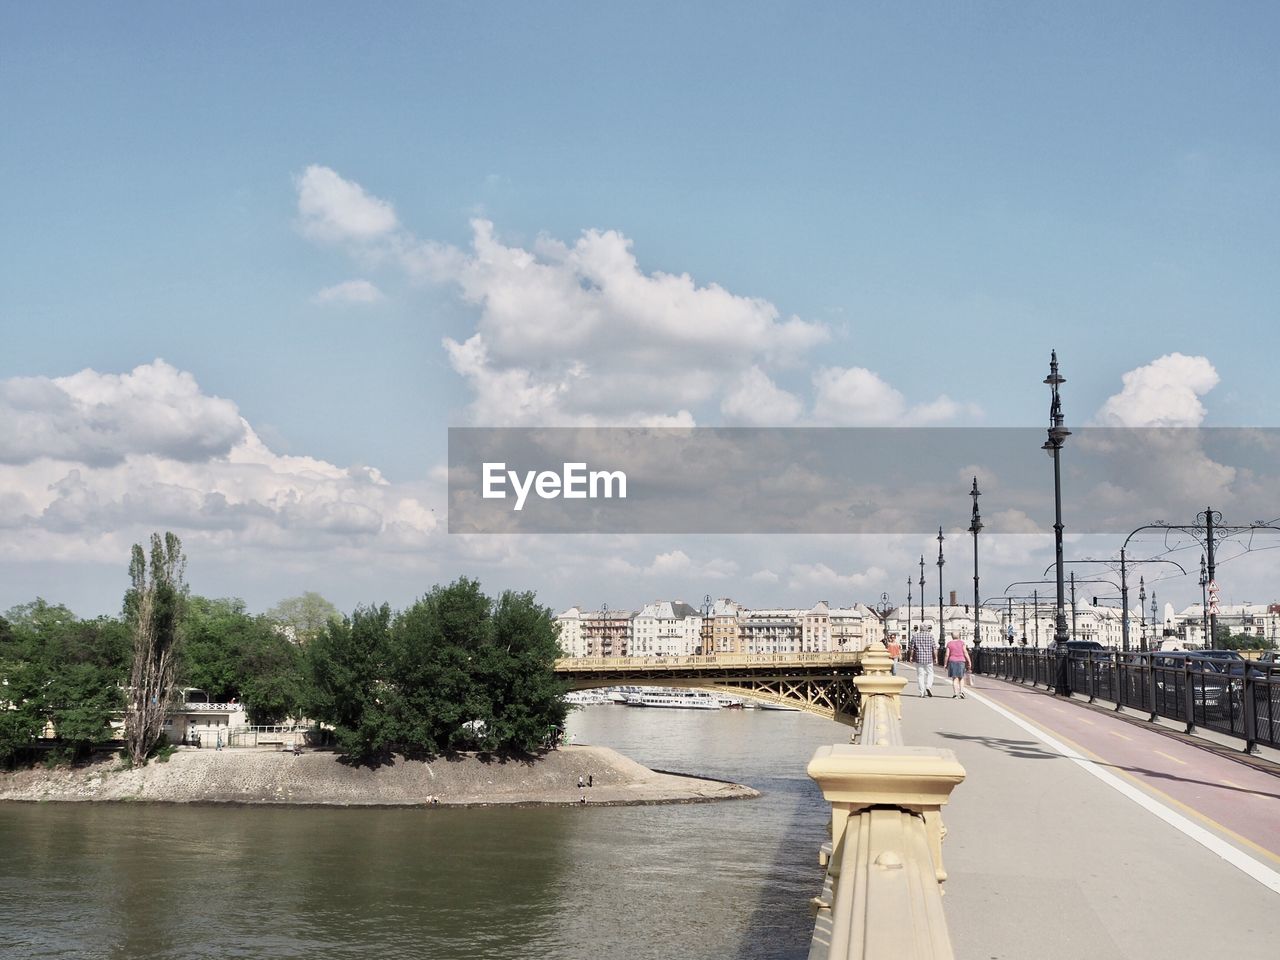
[{"x1": 2, "y1": 2, "x2": 1279, "y2": 620}]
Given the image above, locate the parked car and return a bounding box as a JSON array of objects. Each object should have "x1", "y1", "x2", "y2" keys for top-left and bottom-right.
[{"x1": 1151, "y1": 653, "x2": 1240, "y2": 719}]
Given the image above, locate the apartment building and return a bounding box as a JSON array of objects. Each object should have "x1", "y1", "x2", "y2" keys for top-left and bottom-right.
[
  {"x1": 554, "y1": 607, "x2": 588, "y2": 657},
  {"x1": 740, "y1": 609, "x2": 804, "y2": 654},
  {"x1": 581, "y1": 608, "x2": 634, "y2": 658},
  {"x1": 631, "y1": 601, "x2": 703, "y2": 657},
  {"x1": 704, "y1": 598, "x2": 744, "y2": 654}
]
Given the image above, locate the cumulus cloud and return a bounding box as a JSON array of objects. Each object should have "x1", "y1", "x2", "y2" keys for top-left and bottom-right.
[
  {"x1": 1095, "y1": 353, "x2": 1219, "y2": 428},
  {"x1": 0, "y1": 361, "x2": 439, "y2": 565},
  {"x1": 0, "y1": 361, "x2": 245, "y2": 466},
  {"x1": 811, "y1": 366, "x2": 968, "y2": 426},
  {"x1": 295, "y1": 165, "x2": 398, "y2": 243},
  {"x1": 721, "y1": 367, "x2": 803, "y2": 426},
  {"x1": 785, "y1": 561, "x2": 885, "y2": 594},
  {"x1": 312, "y1": 279, "x2": 385, "y2": 305},
  {"x1": 605, "y1": 548, "x2": 738, "y2": 581},
  {"x1": 295, "y1": 166, "x2": 967, "y2": 429}
]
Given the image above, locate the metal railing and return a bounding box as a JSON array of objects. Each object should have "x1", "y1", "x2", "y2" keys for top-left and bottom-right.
[
  {"x1": 973, "y1": 647, "x2": 1280, "y2": 753},
  {"x1": 807, "y1": 643, "x2": 965, "y2": 959}
]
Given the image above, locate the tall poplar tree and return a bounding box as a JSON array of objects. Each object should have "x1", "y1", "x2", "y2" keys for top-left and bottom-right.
[{"x1": 123, "y1": 532, "x2": 187, "y2": 765}]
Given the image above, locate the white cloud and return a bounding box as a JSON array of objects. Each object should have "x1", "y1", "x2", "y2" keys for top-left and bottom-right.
[
  {"x1": 1095, "y1": 353, "x2": 1219, "y2": 427},
  {"x1": 295, "y1": 165, "x2": 398, "y2": 243},
  {"x1": 721, "y1": 367, "x2": 803, "y2": 426},
  {"x1": 605, "y1": 548, "x2": 738, "y2": 581},
  {"x1": 811, "y1": 366, "x2": 970, "y2": 426},
  {"x1": 312, "y1": 279, "x2": 385, "y2": 305},
  {"x1": 0, "y1": 360, "x2": 245, "y2": 466},
  {"x1": 785, "y1": 561, "x2": 885, "y2": 595},
  {"x1": 296, "y1": 167, "x2": 961, "y2": 429},
  {"x1": 0, "y1": 362, "x2": 439, "y2": 565}
]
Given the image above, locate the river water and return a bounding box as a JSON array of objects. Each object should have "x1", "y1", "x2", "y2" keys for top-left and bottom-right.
[{"x1": 0, "y1": 706, "x2": 846, "y2": 960}]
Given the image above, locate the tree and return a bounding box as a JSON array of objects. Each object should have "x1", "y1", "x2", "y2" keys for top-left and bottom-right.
[
  {"x1": 266, "y1": 592, "x2": 340, "y2": 644},
  {"x1": 0, "y1": 608, "x2": 128, "y2": 765},
  {"x1": 42, "y1": 618, "x2": 129, "y2": 760},
  {"x1": 388, "y1": 578, "x2": 567, "y2": 757},
  {"x1": 0, "y1": 615, "x2": 44, "y2": 767},
  {"x1": 123, "y1": 533, "x2": 187, "y2": 765},
  {"x1": 1212, "y1": 626, "x2": 1278, "y2": 651},
  {"x1": 303, "y1": 604, "x2": 395, "y2": 759}
]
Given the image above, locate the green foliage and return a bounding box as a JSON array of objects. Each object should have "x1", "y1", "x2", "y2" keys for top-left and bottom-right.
[
  {"x1": 123, "y1": 532, "x2": 188, "y2": 766},
  {"x1": 0, "y1": 608, "x2": 127, "y2": 765},
  {"x1": 304, "y1": 604, "x2": 396, "y2": 758},
  {"x1": 3, "y1": 570, "x2": 564, "y2": 768},
  {"x1": 266, "y1": 592, "x2": 340, "y2": 644},
  {"x1": 304, "y1": 579, "x2": 567, "y2": 761},
  {"x1": 181, "y1": 597, "x2": 303, "y2": 723},
  {"x1": 1213, "y1": 629, "x2": 1278, "y2": 651}
]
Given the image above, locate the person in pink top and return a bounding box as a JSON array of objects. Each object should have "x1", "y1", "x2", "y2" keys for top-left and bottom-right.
[{"x1": 945, "y1": 634, "x2": 972, "y2": 698}]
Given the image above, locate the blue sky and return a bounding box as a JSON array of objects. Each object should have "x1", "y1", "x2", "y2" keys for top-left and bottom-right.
[{"x1": 2, "y1": 3, "x2": 1279, "y2": 616}]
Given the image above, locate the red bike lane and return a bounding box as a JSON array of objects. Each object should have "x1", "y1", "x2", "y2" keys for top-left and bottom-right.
[{"x1": 970, "y1": 675, "x2": 1280, "y2": 865}]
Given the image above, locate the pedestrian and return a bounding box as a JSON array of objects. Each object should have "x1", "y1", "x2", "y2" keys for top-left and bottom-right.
[
  {"x1": 910, "y1": 625, "x2": 937, "y2": 697},
  {"x1": 886, "y1": 635, "x2": 901, "y2": 675},
  {"x1": 588, "y1": 774, "x2": 593, "y2": 788},
  {"x1": 579, "y1": 793, "x2": 586, "y2": 804},
  {"x1": 577, "y1": 775, "x2": 584, "y2": 790},
  {"x1": 946, "y1": 633, "x2": 972, "y2": 698}
]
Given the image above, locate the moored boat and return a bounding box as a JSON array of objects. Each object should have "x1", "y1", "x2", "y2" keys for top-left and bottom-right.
[{"x1": 624, "y1": 689, "x2": 722, "y2": 710}]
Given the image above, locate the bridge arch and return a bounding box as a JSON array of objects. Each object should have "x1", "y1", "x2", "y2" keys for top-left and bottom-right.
[{"x1": 554, "y1": 653, "x2": 865, "y2": 726}]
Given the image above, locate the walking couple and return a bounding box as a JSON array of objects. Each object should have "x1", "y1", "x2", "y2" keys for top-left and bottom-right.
[{"x1": 908, "y1": 625, "x2": 972, "y2": 698}]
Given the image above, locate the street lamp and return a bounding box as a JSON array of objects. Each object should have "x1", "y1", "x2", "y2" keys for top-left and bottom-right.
[
  {"x1": 876, "y1": 592, "x2": 892, "y2": 645},
  {"x1": 937, "y1": 527, "x2": 946, "y2": 649},
  {"x1": 968, "y1": 477, "x2": 983, "y2": 648},
  {"x1": 1199, "y1": 554, "x2": 1209, "y2": 649},
  {"x1": 1138, "y1": 577, "x2": 1147, "y2": 652},
  {"x1": 907, "y1": 575, "x2": 913, "y2": 644},
  {"x1": 1043, "y1": 351, "x2": 1071, "y2": 693},
  {"x1": 919, "y1": 555, "x2": 926, "y2": 638}
]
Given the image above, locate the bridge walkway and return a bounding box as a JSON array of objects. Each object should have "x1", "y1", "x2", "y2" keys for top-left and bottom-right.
[{"x1": 900, "y1": 666, "x2": 1280, "y2": 960}]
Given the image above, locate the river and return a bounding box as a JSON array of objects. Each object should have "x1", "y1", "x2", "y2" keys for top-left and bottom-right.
[{"x1": 0, "y1": 705, "x2": 846, "y2": 960}]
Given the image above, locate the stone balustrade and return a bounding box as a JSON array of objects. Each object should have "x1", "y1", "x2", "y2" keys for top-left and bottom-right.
[{"x1": 806, "y1": 641, "x2": 966, "y2": 960}]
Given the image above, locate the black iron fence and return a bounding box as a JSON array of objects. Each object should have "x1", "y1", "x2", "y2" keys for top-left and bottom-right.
[{"x1": 973, "y1": 647, "x2": 1280, "y2": 753}]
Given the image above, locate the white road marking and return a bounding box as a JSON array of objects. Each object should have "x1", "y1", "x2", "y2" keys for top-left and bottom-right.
[{"x1": 969, "y1": 688, "x2": 1280, "y2": 896}]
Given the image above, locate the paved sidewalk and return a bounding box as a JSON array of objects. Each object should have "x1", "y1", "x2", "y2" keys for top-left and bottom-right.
[{"x1": 900, "y1": 665, "x2": 1280, "y2": 960}]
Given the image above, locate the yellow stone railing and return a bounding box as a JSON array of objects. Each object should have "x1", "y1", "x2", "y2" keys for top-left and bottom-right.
[
  {"x1": 806, "y1": 642, "x2": 966, "y2": 960},
  {"x1": 555, "y1": 651, "x2": 865, "y2": 671}
]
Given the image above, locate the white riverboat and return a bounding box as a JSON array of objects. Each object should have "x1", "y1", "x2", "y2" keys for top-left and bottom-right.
[
  {"x1": 624, "y1": 689, "x2": 722, "y2": 710},
  {"x1": 563, "y1": 690, "x2": 613, "y2": 706}
]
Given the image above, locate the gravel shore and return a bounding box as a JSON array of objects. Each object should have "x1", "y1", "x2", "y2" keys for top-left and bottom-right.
[{"x1": 0, "y1": 744, "x2": 758, "y2": 807}]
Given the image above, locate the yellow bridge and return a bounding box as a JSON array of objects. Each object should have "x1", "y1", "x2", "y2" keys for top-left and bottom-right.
[{"x1": 553, "y1": 651, "x2": 866, "y2": 725}]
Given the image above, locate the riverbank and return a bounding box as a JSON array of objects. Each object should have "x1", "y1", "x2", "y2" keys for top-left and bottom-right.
[{"x1": 0, "y1": 744, "x2": 758, "y2": 807}]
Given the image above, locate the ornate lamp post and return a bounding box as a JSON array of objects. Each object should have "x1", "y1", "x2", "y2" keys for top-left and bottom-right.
[
  {"x1": 1043, "y1": 352, "x2": 1071, "y2": 692},
  {"x1": 936, "y1": 527, "x2": 946, "y2": 649},
  {"x1": 919, "y1": 555, "x2": 926, "y2": 639},
  {"x1": 1199, "y1": 554, "x2": 1209, "y2": 649},
  {"x1": 907, "y1": 575, "x2": 913, "y2": 644},
  {"x1": 876, "y1": 592, "x2": 892, "y2": 645},
  {"x1": 1197, "y1": 508, "x2": 1222, "y2": 645},
  {"x1": 968, "y1": 477, "x2": 983, "y2": 647},
  {"x1": 1138, "y1": 577, "x2": 1147, "y2": 652},
  {"x1": 1150, "y1": 590, "x2": 1159, "y2": 649}
]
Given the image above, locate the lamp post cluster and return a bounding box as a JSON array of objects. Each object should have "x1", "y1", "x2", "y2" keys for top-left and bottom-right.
[{"x1": 969, "y1": 477, "x2": 982, "y2": 647}]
